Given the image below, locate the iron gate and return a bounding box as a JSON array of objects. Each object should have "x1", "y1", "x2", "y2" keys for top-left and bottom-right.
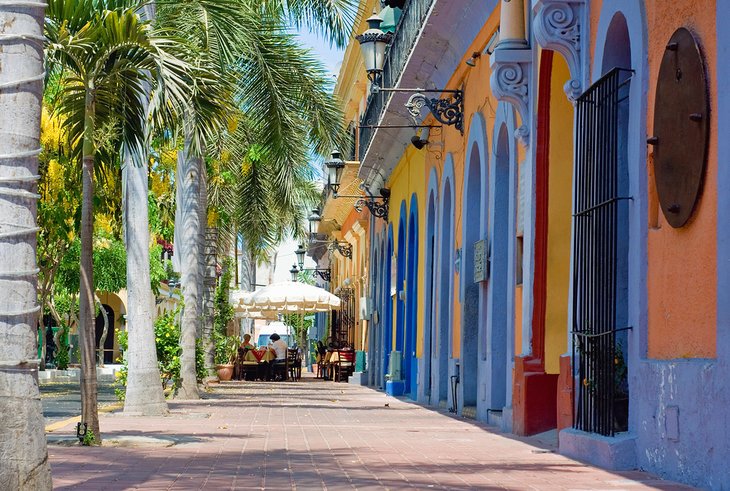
[
  {"x1": 333, "y1": 288, "x2": 355, "y2": 347},
  {"x1": 572, "y1": 68, "x2": 632, "y2": 436}
]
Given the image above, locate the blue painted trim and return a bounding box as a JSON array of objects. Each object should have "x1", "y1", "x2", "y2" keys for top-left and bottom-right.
[
  {"x1": 405, "y1": 193, "x2": 419, "y2": 398},
  {"x1": 419, "y1": 168, "x2": 440, "y2": 404},
  {"x1": 396, "y1": 201, "x2": 407, "y2": 354}
]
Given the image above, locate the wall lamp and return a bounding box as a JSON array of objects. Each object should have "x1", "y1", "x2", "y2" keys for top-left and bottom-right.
[
  {"x1": 291, "y1": 246, "x2": 332, "y2": 281},
  {"x1": 465, "y1": 29, "x2": 500, "y2": 67},
  {"x1": 357, "y1": 10, "x2": 464, "y2": 134},
  {"x1": 321, "y1": 150, "x2": 390, "y2": 220}
]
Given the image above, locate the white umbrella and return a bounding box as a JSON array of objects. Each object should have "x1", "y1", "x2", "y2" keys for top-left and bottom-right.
[{"x1": 243, "y1": 281, "x2": 341, "y2": 313}]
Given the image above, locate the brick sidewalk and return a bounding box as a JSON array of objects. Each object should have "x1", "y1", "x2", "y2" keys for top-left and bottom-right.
[{"x1": 47, "y1": 375, "x2": 695, "y2": 490}]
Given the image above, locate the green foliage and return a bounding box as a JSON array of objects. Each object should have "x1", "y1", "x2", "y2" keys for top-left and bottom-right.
[
  {"x1": 81, "y1": 430, "x2": 96, "y2": 446},
  {"x1": 282, "y1": 314, "x2": 312, "y2": 349},
  {"x1": 113, "y1": 328, "x2": 128, "y2": 401},
  {"x1": 213, "y1": 332, "x2": 238, "y2": 365},
  {"x1": 55, "y1": 327, "x2": 70, "y2": 370},
  {"x1": 93, "y1": 237, "x2": 127, "y2": 293},
  {"x1": 56, "y1": 236, "x2": 127, "y2": 294},
  {"x1": 149, "y1": 244, "x2": 168, "y2": 296},
  {"x1": 155, "y1": 308, "x2": 182, "y2": 389},
  {"x1": 114, "y1": 306, "x2": 206, "y2": 401},
  {"x1": 213, "y1": 258, "x2": 234, "y2": 336}
]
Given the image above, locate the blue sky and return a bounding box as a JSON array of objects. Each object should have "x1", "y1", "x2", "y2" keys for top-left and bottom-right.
[{"x1": 295, "y1": 29, "x2": 346, "y2": 78}]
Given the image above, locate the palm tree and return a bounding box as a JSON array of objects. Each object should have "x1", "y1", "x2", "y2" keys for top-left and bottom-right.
[
  {"x1": 44, "y1": 0, "x2": 192, "y2": 443},
  {"x1": 156, "y1": 0, "x2": 355, "y2": 397},
  {"x1": 121, "y1": 3, "x2": 172, "y2": 417},
  {"x1": 0, "y1": 0, "x2": 53, "y2": 487}
]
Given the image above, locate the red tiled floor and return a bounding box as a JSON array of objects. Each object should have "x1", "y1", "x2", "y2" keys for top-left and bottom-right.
[{"x1": 48, "y1": 375, "x2": 697, "y2": 490}]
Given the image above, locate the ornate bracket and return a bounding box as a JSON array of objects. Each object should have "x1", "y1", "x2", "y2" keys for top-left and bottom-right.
[
  {"x1": 404, "y1": 91, "x2": 464, "y2": 134},
  {"x1": 329, "y1": 241, "x2": 353, "y2": 258},
  {"x1": 489, "y1": 48, "x2": 532, "y2": 146},
  {"x1": 355, "y1": 197, "x2": 389, "y2": 220},
  {"x1": 533, "y1": 0, "x2": 586, "y2": 102},
  {"x1": 314, "y1": 269, "x2": 332, "y2": 282}
]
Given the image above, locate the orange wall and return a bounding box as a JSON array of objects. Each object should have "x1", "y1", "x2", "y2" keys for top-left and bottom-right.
[{"x1": 645, "y1": 1, "x2": 717, "y2": 359}]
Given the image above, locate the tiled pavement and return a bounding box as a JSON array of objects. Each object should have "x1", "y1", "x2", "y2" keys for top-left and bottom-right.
[{"x1": 47, "y1": 374, "x2": 696, "y2": 490}]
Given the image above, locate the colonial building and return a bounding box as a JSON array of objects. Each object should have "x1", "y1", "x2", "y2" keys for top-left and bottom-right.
[{"x1": 311, "y1": 1, "x2": 729, "y2": 488}]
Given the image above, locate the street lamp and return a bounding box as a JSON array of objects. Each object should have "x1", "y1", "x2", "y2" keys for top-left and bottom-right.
[
  {"x1": 308, "y1": 208, "x2": 321, "y2": 237},
  {"x1": 355, "y1": 10, "x2": 392, "y2": 82},
  {"x1": 295, "y1": 243, "x2": 306, "y2": 269},
  {"x1": 325, "y1": 151, "x2": 345, "y2": 195},
  {"x1": 292, "y1": 247, "x2": 332, "y2": 282},
  {"x1": 355, "y1": 10, "x2": 464, "y2": 133},
  {"x1": 290, "y1": 264, "x2": 300, "y2": 282}
]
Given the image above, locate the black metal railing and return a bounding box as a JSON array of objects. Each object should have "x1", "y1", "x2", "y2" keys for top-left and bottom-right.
[
  {"x1": 359, "y1": 0, "x2": 435, "y2": 161},
  {"x1": 572, "y1": 68, "x2": 632, "y2": 436}
]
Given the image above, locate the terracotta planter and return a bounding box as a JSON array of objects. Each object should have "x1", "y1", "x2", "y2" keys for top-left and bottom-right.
[{"x1": 215, "y1": 364, "x2": 234, "y2": 381}]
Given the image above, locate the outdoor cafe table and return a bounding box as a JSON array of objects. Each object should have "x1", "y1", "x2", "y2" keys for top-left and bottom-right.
[{"x1": 244, "y1": 348, "x2": 276, "y2": 363}]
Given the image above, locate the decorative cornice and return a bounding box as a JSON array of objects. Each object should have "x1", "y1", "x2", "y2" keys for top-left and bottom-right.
[
  {"x1": 533, "y1": 0, "x2": 586, "y2": 102},
  {"x1": 489, "y1": 48, "x2": 532, "y2": 147}
]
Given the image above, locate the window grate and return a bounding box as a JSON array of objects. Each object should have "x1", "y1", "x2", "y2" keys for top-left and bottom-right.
[{"x1": 571, "y1": 68, "x2": 632, "y2": 436}]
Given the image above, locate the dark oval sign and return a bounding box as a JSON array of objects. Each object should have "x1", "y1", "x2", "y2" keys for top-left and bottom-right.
[{"x1": 652, "y1": 27, "x2": 709, "y2": 228}]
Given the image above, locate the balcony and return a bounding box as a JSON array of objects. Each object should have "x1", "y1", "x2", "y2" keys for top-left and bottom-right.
[
  {"x1": 358, "y1": 0, "x2": 435, "y2": 163},
  {"x1": 357, "y1": 0, "x2": 495, "y2": 186}
]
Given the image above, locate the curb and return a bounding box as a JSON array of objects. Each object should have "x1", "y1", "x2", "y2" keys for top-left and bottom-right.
[{"x1": 45, "y1": 401, "x2": 124, "y2": 433}]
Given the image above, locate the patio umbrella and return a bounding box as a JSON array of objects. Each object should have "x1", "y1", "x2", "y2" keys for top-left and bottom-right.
[{"x1": 243, "y1": 281, "x2": 341, "y2": 313}]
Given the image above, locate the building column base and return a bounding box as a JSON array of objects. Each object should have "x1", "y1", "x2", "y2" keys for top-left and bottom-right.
[
  {"x1": 385, "y1": 380, "x2": 405, "y2": 396},
  {"x1": 512, "y1": 356, "x2": 558, "y2": 436},
  {"x1": 556, "y1": 354, "x2": 574, "y2": 431},
  {"x1": 559, "y1": 428, "x2": 637, "y2": 471}
]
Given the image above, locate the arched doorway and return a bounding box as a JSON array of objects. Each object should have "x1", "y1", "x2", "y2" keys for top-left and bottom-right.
[
  {"x1": 486, "y1": 116, "x2": 514, "y2": 423},
  {"x1": 460, "y1": 142, "x2": 486, "y2": 414},
  {"x1": 422, "y1": 178, "x2": 438, "y2": 404},
  {"x1": 434, "y1": 160, "x2": 455, "y2": 408},
  {"x1": 404, "y1": 194, "x2": 419, "y2": 398},
  {"x1": 383, "y1": 225, "x2": 394, "y2": 388},
  {"x1": 395, "y1": 203, "x2": 407, "y2": 361},
  {"x1": 571, "y1": 12, "x2": 632, "y2": 435}
]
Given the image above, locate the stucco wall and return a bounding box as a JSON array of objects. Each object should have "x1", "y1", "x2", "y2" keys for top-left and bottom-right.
[{"x1": 645, "y1": 0, "x2": 717, "y2": 360}]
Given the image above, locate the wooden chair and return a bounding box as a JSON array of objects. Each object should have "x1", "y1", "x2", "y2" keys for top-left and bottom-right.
[
  {"x1": 334, "y1": 349, "x2": 355, "y2": 382},
  {"x1": 271, "y1": 355, "x2": 288, "y2": 381},
  {"x1": 237, "y1": 347, "x2": 259, "y2": 381},
  {"x1": 287, "y1": 348, "x2": 301, "y2": 381}
]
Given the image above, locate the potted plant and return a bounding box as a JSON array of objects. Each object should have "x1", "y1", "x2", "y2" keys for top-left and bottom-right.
[{"x1": 214, "y1": 334, "x2": 238, "y2": 381}]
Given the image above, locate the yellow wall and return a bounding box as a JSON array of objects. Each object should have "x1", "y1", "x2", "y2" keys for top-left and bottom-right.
[
  {"x1": 543, "y1": 55, "x2": 573, "y2": 374},
  {"x1": 387, "y1": 146, "x2": 427, "y2": 351}
]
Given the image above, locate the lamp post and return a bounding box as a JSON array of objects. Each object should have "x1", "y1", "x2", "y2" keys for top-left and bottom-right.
[
  {"x1": 325, "y1": 151, "x2": 345, "y2": 195},
  {"x1": 295, "y1": 244, "x2": 306, "y2": 269},
  {"x1": 355, "y1": 9, "x2": 464, "y2": 133},
  {"x1": 355, "y1": 10, "x2": 393, "y2": 83},
  {"x1": 290, "y1": 264, "x2": 300, "y2": 282},
  {"x1": 308, "y1": 209, "x2": 321, "y2": 237}
]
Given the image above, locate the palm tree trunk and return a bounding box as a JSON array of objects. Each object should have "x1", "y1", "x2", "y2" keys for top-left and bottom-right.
[
  {"x1": 202, "y1": 227, "x2": 217, "y2": 381},
  {"x1": 175, "y1": 130, "x2": 201, "y2": 399},
  {"x1": 122, "y1": 147, "x2": 168, "y2": 415},
  {"x1": 0, "y1": 1, "x2": 52, "y2": 486},
  {"x1": 78, "y1": 83, "x2": 101, "y2": 443},
  {"x1": 239, "y1": 240, "x2": 255, "y2": 336}
]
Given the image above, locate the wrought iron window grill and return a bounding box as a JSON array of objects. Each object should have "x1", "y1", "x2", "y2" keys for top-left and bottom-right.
[{"x1": 571, "y1": 67, "x2": 633, "y2": 437}]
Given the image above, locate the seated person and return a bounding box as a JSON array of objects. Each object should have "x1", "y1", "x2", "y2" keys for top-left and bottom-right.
[
  {"x1": 269, "y1": 333, "x2": 288, "y2": 361},
  {"x1": 240, "y1": 333, "x2": 255, "y2": 350}
]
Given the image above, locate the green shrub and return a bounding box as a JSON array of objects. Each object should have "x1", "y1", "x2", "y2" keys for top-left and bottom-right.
[
  {"x1": 113, "y1": 328, "x2": 128, "y2": 401},
  {"x1": 114, "y1": 304, "x2": 206, "y2": 400},
  {"x1": 55, "y1": 327, "x2": 70, "y2": 370}
]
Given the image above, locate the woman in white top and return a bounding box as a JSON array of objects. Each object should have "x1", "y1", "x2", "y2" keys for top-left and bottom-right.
[{"x1": 269, "y1": 333, "x2": 288, "y2": 360}]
